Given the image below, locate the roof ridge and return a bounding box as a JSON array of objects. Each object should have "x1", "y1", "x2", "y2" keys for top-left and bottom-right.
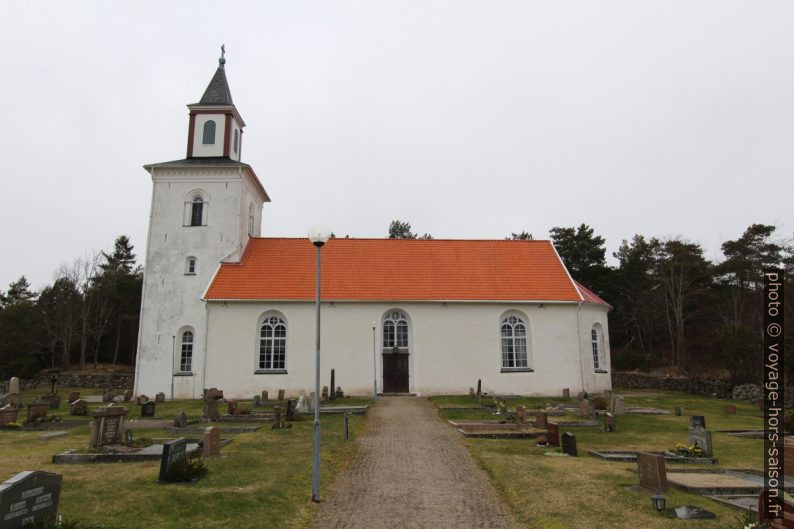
[{"x1": 246, "y1": 237, "x2": 554, "y2": 242}]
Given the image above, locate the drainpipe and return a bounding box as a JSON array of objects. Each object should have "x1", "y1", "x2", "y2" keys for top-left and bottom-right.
[
  {"x1": 577, "y1": 302, "x2": 586, "y2": 393},
  {"x1": 170, "y1": 335, "x2": 175, "y2": 400},
  {"x1": 202, "y1": 302, "x2": 210, "y2": 398}
]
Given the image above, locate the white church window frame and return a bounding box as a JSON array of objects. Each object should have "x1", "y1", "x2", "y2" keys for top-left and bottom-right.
[
  {"x1": 202, "y1": 120, "x2": 216, "y2": 145},
  {"x1": 175, "y1": 327, "x2": 195, "y2": 375},
  {"x1": 184, "y1": 190, "x2": 209, "y2": 227},
  {"x1": 185, "y1": 256, "x2": 197, "y2": 275},
  {"x1": 255, "y1": 312, "x2": 288, "y2": 374},
  {"x1": 500, "y1": 312, "x2": 533, "y2": 373},
  {"x1": 591, "y1": 323, "x2": 608, "y2": 373},
  {"x1": 382, "y1": 310, "x2": 409, "y2": 351}
]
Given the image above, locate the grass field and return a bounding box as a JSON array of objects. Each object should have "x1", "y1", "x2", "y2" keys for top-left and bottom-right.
[
  {"x1": 431, "y1": 391, "x2": 764, "y2": 529},
  {"x1": 0, "y1": 387, "x2": 372, "y2": 529}
]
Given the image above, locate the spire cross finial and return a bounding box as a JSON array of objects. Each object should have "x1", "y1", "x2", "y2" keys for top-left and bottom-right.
[{"x1": 219, "y1": 44, "x2": 226, "y2": 67}]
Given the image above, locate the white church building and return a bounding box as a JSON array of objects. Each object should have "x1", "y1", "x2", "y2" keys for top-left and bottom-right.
[{"x1": 133, "y1": 55, "x2": 612, "y2": 399}]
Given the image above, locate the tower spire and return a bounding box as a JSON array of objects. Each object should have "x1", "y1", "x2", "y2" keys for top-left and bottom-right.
[{"x1": 219, "y1": 44, "x2": 226, "y2": 68}]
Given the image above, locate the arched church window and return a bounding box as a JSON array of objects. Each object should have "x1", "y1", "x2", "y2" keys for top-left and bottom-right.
[
  {"x1": 180, "y1": 330, "x2": 194, "y2": 372},
  {"x1": 591, "y1": 326, "x2": 601, "y2": 370},
  {"x1": 233, "y1": 129, "x2": 239, "y2": 153},
  {"x1": 500, "y1": 315, "x2": 528, "y2": 368},
  {"x1": 259, "y1": 315, "x2": 287, "y2": 370},
  {"x1": 202, "y1": 120, "x2": 216, "y2": 144},
  {"x1": 383, "y1": 311, "x2": 408, "y2": 349},
  {"x1": 190, "y1": 196, "x2": 205, "y2": 227},
  {"x1": 185, "y1": 257, "x2": 197, "y2": 275}
]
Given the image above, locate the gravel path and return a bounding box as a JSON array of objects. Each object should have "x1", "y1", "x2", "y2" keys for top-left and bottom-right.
[{"x1": 310, "y1": 397, "x2": 521, "y2": 529}]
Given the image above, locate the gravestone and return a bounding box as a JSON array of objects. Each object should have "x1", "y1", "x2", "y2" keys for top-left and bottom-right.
[
  {"x1": 726, "y1": 404, "x2": 736, "y2": 414},
  {"x1": 561, "y1": 432, "x2": 578, "y2": 456},
  {"x1": 69, "y1": 399, "x2": 88, "y2": 416},
  {"x1": 469, "y1": 387, "x2": 475, "y2": 398},
  {"x1": 68, "y1": 391, "x2": 80, "y2": 403},
  {"x1": 688, "y1": 427, "x2": 713, "y2": 457},
  {"x1": 102, "y1": 389, "x2": 114, "y2": 403},
  {"x1": 296, "y1": 391, "x2": 309, "y2": 413},
  {"x1": 577, "y1": 391, "x2": 586, "y2": 401},
  {"x1": 41, "y1": 394, "x2": 60, "y2": 409},
  {"x1": 174, "y1": 411, "x2": 188, "y2": 428},
  {"x1": 227, "y1": 400, "x2": 238, "y2": 415},
  {"x1": 562, "y1": 388, "x2": 570, "y2": 399},
  {"x1": 9, "y1": 377, "x2": 19, "y2": 395},
  {"x1": 0, "y1": 405, "x2": 19, "y2": 426},
  {"x1": 272, "y1": 406, "x2": 285, "y2": 429},
  {"x1": 123, "y1": 390, "x2": 133, "y2": 402},
  {"x1": 476, "y1": 379, "x2": 482, "y2": 395},
  {"x1": 141, "y1": 401, "x2": 156, "y2": 418},
  {"x1": 277, "y1": 389, "x2": 285, "y2": 401},
  {"x1": 579, "y1": 400, "x2": 593, "y2": 418},
  {"x1": 690, "y1": 415, "x2": 706, "y2": 429},
  {"x1": 546, "y1": 422, "x2": 560, "y2": 447},
  {"x1": 321, "y1": 386, "x2": 329, "y2": 401},
  {"x1": 26, "y1": 403, "x2": 49, "y2": 422},
  {"x1": 203, "y1": 427, "x2": 220, "y2": 457},
  {"x1": 261, "y1": 390, "x2": 268, "y2": 401},
  {"x1": 158, "y1": 438, "x2": 188, "y2": 482},
  {"x1": 202, "y1": 388, "x2": 223, "y2": 421},
  {"x1": 516, "y1": 405, "x2": 527, "y2": 423},
  {"x1": 48, "y1": 374, "x2": 58, "y2": 395},
  {"x1": 330, "y1": 369, "x2": 336, "y2": 401},
  {"x1": 252, "y1": 395, "x2": 261, "y2": 406},
  {"x1": 611, "y1": 395, "x2": 625, "y2": 415},
  {"x1": 89, "y1": 405, "x2": 129, "y2": 448},
  {"x1": 285, "y1": 400, "x2": 297, "y2": 421},
  {"x1": 637, "y1": 452, "x2": 667, "y2": 491},
  {"x1": 308, "y1": 392, "x2": 316, "y2": 411},
  {"x1": 535, "y1": 411, "x2": 548, "y2": 430},
  {"x1": 0, "y1": 470, "x2": 62, "y2": 529},
  {"x1": 495, "y1": 400, "x2": 507, "y2": 416},
  {"x1": 603, "y1": 389, "x2": 612, "y2": 398},
  {"x1": 674, "y1": 406, "x2": 683, "y2": 416},
  {"x1": 135, "y1": 395, "x2": 149, "y2": 405},
  {"x1": 155, "y1": 392, "x2": 165, "y2": 403},
  {"x1": 604, "y1": 413, "x2": 616, "y2": 432}
]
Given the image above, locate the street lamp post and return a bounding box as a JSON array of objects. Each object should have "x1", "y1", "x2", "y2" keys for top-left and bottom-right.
[
  {"x1": 371, "y1": 320, "x2": 378, "y2": 398},
  {"x1": 308, "y1": 225, "x2": 330, "y2": 502}
]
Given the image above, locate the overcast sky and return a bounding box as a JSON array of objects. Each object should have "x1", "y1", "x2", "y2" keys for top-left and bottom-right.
[{"x1": 1, "y1": 1, "x2": 792, "y2": 290}]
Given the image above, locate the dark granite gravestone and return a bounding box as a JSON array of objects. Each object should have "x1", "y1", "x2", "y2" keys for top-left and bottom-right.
[
  {"x1": 546, "y1": 422, "x2": 560, "y2": 447},
  {"x1": 69, "y1": 399, "x2": 88, "y2": 416},
  {"x1": 26, "y1": 403, "x2": 49, "y2": 422},
  {"x1": 155, "y1": 392, "x2": 165, "y2": 403},
  {"x1": 141, "y1": 401, "x2": 156, "y2": 418},
  {"x1": 0, "y1": 405, "x2": 19, "y2": 426},
  {"x1": 562, "y1": 388, "x2": 570, "y2": 399},
  {"x1": 0, "y1": 470, "x2": 62, "y2": 529},
  {"x1": 285, "y1": 399, "x2": 296, "y2": 422},
  {"x1": 691, "y1": 415, "x2": 706, "y2": 429},
  {"x1": 330, "y1": 369, "x2": 336, "y2": 401},
  {"x1": 688, "y1": 427, "x2": 713, "y2": 457},
  {"x1": 158, "y1": 438, "x2": 188, "y2": 482},
  {"x1": 637, "y1": 452, "x2": 667, "y2": 491},
  {"x1": 561, "y1": 432, "x2": 578, "y2": 456},
  {"x1": 604, "y1": 413, "x2": 616, "y2": 432},
  {"x1": 89, "y1": 405, "x2": 128, "y2": 449},
  {"x1": 476, "y1": 379, "x2": 482, "y2": 395},
  {"x1": 203, "y1": 427, "x2": 220, "y2": 457}
]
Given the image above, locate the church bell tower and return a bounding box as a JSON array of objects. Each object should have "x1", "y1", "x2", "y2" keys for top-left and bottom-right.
[{"x1": 134, "y1": 49, "x2": 270, "y2": 399}]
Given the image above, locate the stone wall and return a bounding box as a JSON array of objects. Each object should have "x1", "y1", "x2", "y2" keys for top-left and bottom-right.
[{"x1": 17, "y1": 373, "x2": 134, "y2": 391}]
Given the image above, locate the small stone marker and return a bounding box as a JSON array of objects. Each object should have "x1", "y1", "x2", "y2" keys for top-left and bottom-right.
[
  {"x1": 308, "y1": 392, "x2": 316, "y2": 411},
  {"x1": 9, "y1": 377, "x2": 20, "y2": 395},
  {"x1": 261, "y1": 390, "x2": 268, "y2": 401},
  {"x1": 516, "y1": 405, "x2": 527, "y2": 423},
  {"x1": 688, "y1": 427, "x2": 713, "y2": 457},
  {"x1": 102, "y1": 389, "x2": 114, "y2": 403},
  {"x1": 674, "y1": 406, "x2": 683, "y2": 416},
  {"x1": 604, "y1": 413, "x2": 616, "y2": 432},
  {"x1": 321, "y1": 386, "x2": 329, "y2": 401},
  {"x1": 227, "y1": 400, "x2": 238, "y2": 415},
  {"x1": 344, "y1": 411, "x2": 350, "y2": 441},
  {"x1": 155, "y1": 392, "x2": 165, "y2": 403},
  {"x1": 141, "y1": 401, "x2": 155, "y2": 418},
  {"x1": 637, "y1": 452, "x2": 667, "y2": 491},
  {"x1": 562, "y1": 388, "x2": 570, "y2": 399},
  {"x1": 123, "y1": 390, "x2": 133, "y2": 402},
  {"x1": 158, "y1": 438, "x2": 188, "y2": 482},
  {"x1": 252, "y1": 395, "x2": 261, "y2": 406},
  {"x1": 611, "y1": 395, "x2": 625, "y2": 415},
  {"x1": 726, "y1": 404, "x2": 736, "y2": 414},
  {"x1": 546, "y1": 422, "x2": 560, "y2": 447},
  {"x1": 68, "y1": 391, "x2": 80, "y2": 403},
  {"x1": 690, "y1": 415, "x2": 706, "y2": 429},
  {"x1": 0, "y1": 405, "x2": 19, "y2": 426},
  {"x1": 296, "y1": 391, "x2": 309, "y2": 413},
  {"x1": 89, "y1": 405, "x2": 129, "y2": 448},
  {"x1": 561, "y1": 432, "x2": 577, "y2": 456},
  {"x1": 277, "y1": 389, "x2": 285, "y2": 401},
  {"x1": 535, "y1": 411, "x2": 548, "y2": 430},
  {"x1": 26, "y1": 403, "x2": 49, "y2": 422},
  {"x1": 476, "y1": 379, "x2": 482, "y2": 395},
  {"x1": 135, "y1": 395, "x2": 149, "y2": 405},
  {"x1": 203, "y1": 427, "x2": 220, "y2": 457},
  {"x1": 469, "y1": 387, "x2": 475, "y2": 398},
  {"x1": 69, "y1": 399, "x2": 88, "y2": 416},
  {"x1": 0, "y1": 470, "x2": 62, "y2": 529},
  {"x1": 173, "y1": 411, "x2": 188, "y2": 428},
  {"x1": 272, "y1": 406, "x2": 285, "y2": 429},
  {"x1": 330, "y1": 369, "x2": 336, "y2": 401},
  {"x1": 579, "y1": 400, "x2": 593, "y2": 418}
]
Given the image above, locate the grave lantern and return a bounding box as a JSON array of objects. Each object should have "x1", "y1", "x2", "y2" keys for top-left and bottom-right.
[{"x1": 652, "y1": 492, "x2": 666, "y2": 512}]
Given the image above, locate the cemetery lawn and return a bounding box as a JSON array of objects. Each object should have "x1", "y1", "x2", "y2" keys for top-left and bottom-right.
[
  {"x1": 432, "y1": 391, "x2": 763, "y2": 529},
  {"x1": 1, "y1": 387, "x2": 373, "y2": 529}
]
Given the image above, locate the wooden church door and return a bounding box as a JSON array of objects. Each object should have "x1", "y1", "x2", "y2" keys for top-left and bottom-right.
[{"x1": 382, "y1": 311, "x2": 410, "y2": 393}]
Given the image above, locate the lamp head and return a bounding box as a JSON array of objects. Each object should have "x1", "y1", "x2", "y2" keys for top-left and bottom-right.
[{"x1": 308, "y1": 224, "x2": 331, "y2": 246}]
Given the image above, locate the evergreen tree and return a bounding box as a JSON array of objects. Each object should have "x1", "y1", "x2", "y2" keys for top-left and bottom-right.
[
  {"x1": 508, "y1": 231, "x2": 533, "y2": 240},
  {"x1": 549, "y1": 224, "x2": 610, "y2": 294},
  {"x1": 0, "y1": 277, "x2": 38, "y2": 377},
  {"x1": 388, "y1": 220, "x2": 417, "y2": 239}
]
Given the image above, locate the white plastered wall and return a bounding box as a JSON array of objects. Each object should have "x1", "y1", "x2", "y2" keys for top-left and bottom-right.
[{"x1": 192, "y1": 114, "x2": 225, "y2": 157}]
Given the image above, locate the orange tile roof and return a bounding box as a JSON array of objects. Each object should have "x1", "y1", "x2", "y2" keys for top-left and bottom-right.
[
  {"x1": 205, "y1": 238, "x2": 585, "y2": 302},
  {"x1": 574, "y1": 281, "x2": 612, "y2": 308}
]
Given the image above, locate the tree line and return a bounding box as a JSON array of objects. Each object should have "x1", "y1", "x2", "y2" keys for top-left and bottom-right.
[
  {"x1": 389, "y1": 220, "x2": 793, "y2": 384},
  {"x1": 0, "y1": 236, "x2": 142, "y2": 378}
]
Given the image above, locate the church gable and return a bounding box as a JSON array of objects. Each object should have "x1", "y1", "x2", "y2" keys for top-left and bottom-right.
[{"x1": 205, "y1": 238, "x2": 584, "y2": 302}]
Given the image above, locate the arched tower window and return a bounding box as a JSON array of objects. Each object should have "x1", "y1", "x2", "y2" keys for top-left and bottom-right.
[
  {"x1": 501, "y1": 315, "x2": 528, "y2": 369},
  {"x1": 180, "y1": 330, "x2": 194, "y2": 372},
  {"x1": 233, "y1": 129, "x2": 239, "y2": 153},
  {"x1": 259, "y1": 315, "x2": 287, "y2": 370},
  {"x1": 202, "y1": 120, "x2": 216, "y2": 145},
  {"x1": 190, "y1": 196, "x2": 204, "y2": 226}
]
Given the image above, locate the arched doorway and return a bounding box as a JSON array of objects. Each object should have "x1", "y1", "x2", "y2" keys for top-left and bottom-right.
[{"x1": 382, "y1": 310, "x2": 410, "y2": 393}]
